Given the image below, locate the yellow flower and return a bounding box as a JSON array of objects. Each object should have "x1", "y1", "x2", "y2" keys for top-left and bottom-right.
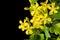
[
  {"x1": 18, "y1": 20, "x2": 26, "y2": 31},
  {"x1": 29, "y1": 0, "x2": 32, "y2": 3},
  {"x1": 39, "y1": 25, "x2": 44, "y2": 30},
  {"x1": 25, "y1": 29, "x2": 33, "y2": 35},
  {"x1": 41, "y1": 13, "x2": 51, "y2": 24},
  {"x1": 24, "y1": 17, "x2": 29, "y2": 23},
  {"x1": 24, "y1": 2, "x2": 39, "y2": 16},
  {"x1": 31, "y1": 19, "x2": 44, "y2": 29},
  {"x1": 33, "y1": 22, "x2": 41, "y2": 28},
  {"x1": 29, "y1": 2, "x2": 39, "y2": 11},
  {"x1": 30, "y1": 2, "x2": 39, "y2": 16},
  {"x1": 18, "y1": 17, "x2": 30, "y2": 31},
  {"x1": 30, "y1": 14, "x2": 43, "y2": 23},
  {"x1": 37, "y1": 6, "x2": 42, "y2": 11},
  {"x1": 18, "y1": 17, "x2": 33, "y2": 35},
  {"x1": 49, "y1": 2, "x2": 59, "y2": 15},
  {"x1": 33, "y1": 22, "x2": 44, "y2": 29},
  {"x1": 30, "y1": 10, "x2": 39, "y2": 16},
  {"x1": 18, "y1": 20, "x2": 23, "y2": 29},
  {"x1": 30, "y1": 13, "x2": 44, "y2": 29},
  {"x1": 19, "y1": 25, "x2": 26, "y2": 31},
  {"x1": 40, "y1": 0, "x2": 51, "y2": 11},
  {"x1": 45, "y1": 0, "x2": 48, "y2": 4},
  {"x1": 24, "y1": 7, "x2": 29, "y2": 10},
  {"x1": 25, "y1": 26, "x2": 33, "y2": 35}
]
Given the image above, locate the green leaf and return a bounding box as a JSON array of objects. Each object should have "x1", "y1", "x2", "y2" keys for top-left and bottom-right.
[
  {"x1": 39, "y1": 34, "x2": 44, "y2": 40},
  {"x1": 32, "y1": 28, "x2": 42, "y2": 34},
  {"x1": 44, "y1": 25, "x2": 51, "y2": 40},
  {"x1": 55, "y1": 1, "x2": 60, "y2": 6},
  {"x1": 48, "y1": 38, "x2": 56, "y2": 40},
  {"x1": 53, "y1": 9, "x2": 60, "y2": 20},
  {"x1": 44, "y1": 26, "x2": 51, "y2": 38},
  {"x1": 54, "y1": 23, "x2": 60, "y2": 35},
  {"x1": 30, "y1": 28, "x2": 43, "y2": 40},
  {"x1": 29, "y1": 34, "x2": 41, "y2": 40},
  {"x1": 56, "y1": 36, "x2": 60, "y2": 40},
  {"x1": 50, "y1": 23, "x2": 60, "y2": 35},
  {"x1": 29, "y1": 34, "x2": 35, "y2": 40},
  {"x1": 49, "y1": 27, "x2": 54, "y2": 33}
]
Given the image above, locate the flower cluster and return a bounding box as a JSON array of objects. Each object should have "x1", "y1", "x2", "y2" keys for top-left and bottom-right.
[{"x1": 18, "y1": 0, "x2": 60, "y2": 35}]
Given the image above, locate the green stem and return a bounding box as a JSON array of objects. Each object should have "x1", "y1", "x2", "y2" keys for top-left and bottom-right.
[
  {"x1": 46, "y1": 37, "x2": 48, "y2": 40},
  {"x1": 44, "y1": 24, "x2": 51, "y2": 40}
]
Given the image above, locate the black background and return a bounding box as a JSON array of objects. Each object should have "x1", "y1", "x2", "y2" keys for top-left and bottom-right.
[{"x1": 16, "y1": 0, "x2": 30, "y2": 40}]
